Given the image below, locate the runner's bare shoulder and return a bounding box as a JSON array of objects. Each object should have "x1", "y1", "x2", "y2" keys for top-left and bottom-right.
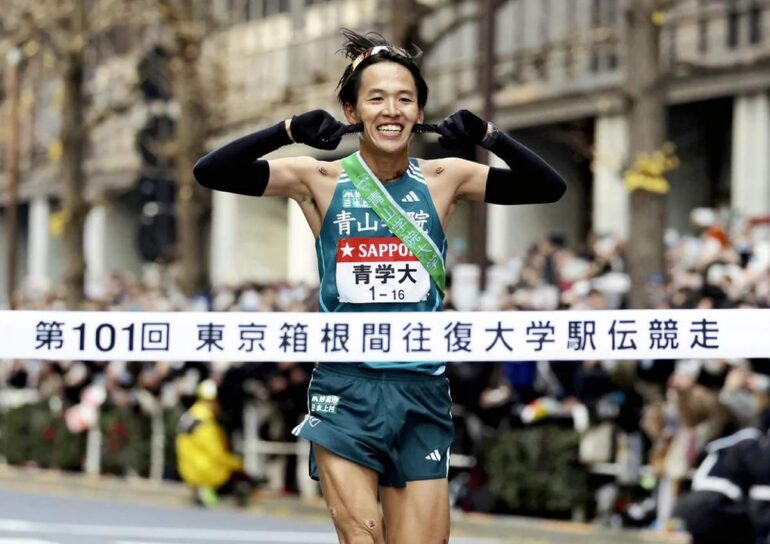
[
  {"x1": 418, "y1": 157, "x2": 473, "y2": 191},
  {"x1": 266, "y1": 156, "x2": 337, "y2": 200},
  {"x1": 310, "y1": 160, "x2": 343, "y2": 195},
  {"x1": 316, "y1": 159, "x2": 343, "y2": 180}
]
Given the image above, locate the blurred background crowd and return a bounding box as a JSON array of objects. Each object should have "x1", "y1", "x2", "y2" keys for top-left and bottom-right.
[{"x1": 3, "y1": 213, "x2": 770, "y2": 529}]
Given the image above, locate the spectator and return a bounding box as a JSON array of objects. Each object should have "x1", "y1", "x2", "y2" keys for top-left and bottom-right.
[
  {"x1": 175, "y1": 379, "x2": 254, "y2": 507},
  {"x1": 5, "y1": 205, "x2": 770, "y2": 527}
]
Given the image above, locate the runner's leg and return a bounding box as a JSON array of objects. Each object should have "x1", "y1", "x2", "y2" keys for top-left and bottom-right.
[
  {"x1": 314, "y1": 444, "x2": 385, "y2": 544},
  {"x1": 380, "y1": 478, "x2": 449, "y2": 544}
]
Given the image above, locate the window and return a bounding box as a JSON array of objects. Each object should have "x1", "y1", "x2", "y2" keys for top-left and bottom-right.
[
  {"x1": 264, "y1": 0, "x2": 290, "y2": 16},
  {"x1": 749, "y1": 0, "x2": 762, "y2": 44}
]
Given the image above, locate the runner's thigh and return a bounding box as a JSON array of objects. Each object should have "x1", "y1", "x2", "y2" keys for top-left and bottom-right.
[
  {"x1": 314, "y1": 444, "x2": 385, "y2": 544},
  {"x1": 380, "y1": 478, "x2": 449, "y2": 544}
]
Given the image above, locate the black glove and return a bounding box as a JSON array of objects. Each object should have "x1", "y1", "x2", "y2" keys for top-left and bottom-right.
[
  {"x1": 290, "y1": 110, "x2": 348, "y2": 150},
  {"x1": 436, "y1": 109, "x2": 490, "y2": 149}
]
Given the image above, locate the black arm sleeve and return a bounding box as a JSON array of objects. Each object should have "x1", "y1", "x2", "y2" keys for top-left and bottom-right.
[
  {"x1": 193, "y1": 121, "x2": 292, "y2": 197},
  {"x1": 483, "y1": 129, "x2": 567, "y2": 205}
]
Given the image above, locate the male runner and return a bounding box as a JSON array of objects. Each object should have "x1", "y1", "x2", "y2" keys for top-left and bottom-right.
[{"x1": 194, "y1": 29, "x2": 565, "y2": 544}]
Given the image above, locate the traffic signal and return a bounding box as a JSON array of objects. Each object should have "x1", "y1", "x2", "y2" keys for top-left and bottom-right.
[
  {"x1": 135, "y1": 174, "x2": 176, "y2": 262},
  {"x1": 135, "y1": 44, "x2": 177, "y2": 263},
  {"x1": 137, "y1": 175, "x2": 176, "y2": 206},
  {"x1": 138, "y1": 209, "x2": 176, "y2": 263},
  {"x1": 137, "y1": 46, "x2": 171, "y2": 101},
  {"x1": 135, "y1": 115, "x2": 175, "y2": 167}
]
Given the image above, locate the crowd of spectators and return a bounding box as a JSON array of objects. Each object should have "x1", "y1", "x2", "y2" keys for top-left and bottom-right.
[
  {"x1": 1, "y1": 273, "x2": 316, "y2": 491},
  {"x1": 440, "y1": 209, "x2": 770, "y2": 528},
  {"x1": 2, "y1": 207, "x2": 770, "y2": 530}
]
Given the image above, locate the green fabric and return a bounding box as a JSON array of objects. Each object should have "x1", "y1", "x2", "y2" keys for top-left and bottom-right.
[
  {"x1": 314, "y1": 156, "x2": 447, "y2": 374},
  {"x1": 294, "y1": 364, "x2": 453, "y2": 487},
  {"x1": 341, "y1": 152, "x2": 446, "y2": 294}
]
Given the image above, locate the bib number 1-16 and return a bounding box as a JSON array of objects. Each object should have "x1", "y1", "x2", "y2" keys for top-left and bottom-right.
[
  {"x1": 369, "y1": 287, "x2": 406, "y2": 302},
  {"x1": 336, "y1": 237, "x2": 431, "y2": 304}
]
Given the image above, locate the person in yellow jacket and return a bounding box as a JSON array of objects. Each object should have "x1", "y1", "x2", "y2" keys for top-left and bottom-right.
[{"x1": 176, "y1": 379, "x2": 252, "y2": 507}]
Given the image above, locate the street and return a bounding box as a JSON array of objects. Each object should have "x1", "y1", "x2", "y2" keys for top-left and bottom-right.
[
  {"x1": 0, "y1": 468, "x2": 688, "y2": 544},
  {"x1": 0, "y1": 488, "x2": 499, "y2": 544}
]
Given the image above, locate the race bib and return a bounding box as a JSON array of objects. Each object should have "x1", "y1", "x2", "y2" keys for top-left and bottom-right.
[{"x1": 336, "y1": 237, "x2": 431, "y2": 304}]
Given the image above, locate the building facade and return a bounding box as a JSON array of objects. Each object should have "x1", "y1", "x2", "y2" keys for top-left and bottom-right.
[{"x1": 1, "y1": 0, "x2": 769, "y2": 303}]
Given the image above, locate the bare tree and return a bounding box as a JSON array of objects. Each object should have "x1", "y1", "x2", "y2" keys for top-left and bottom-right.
[
  {"x1": 59, "y1": 0, "x2": 89, "y2": 308},
  {"x1": 391, "y1": 0, "x2": 502, "y2": 280},
  {"x1": 390, "y1": 0, "x2": 485, "y2": 54},
  {"x1": 1, "y1": 46, "x2": 22, "y2": 308},
  {"x1": 1, "y1": 0, "x2": 91, "y2": 308},
  {"x1": 157, "y1": 0, "x2": 210, "y2": 296},
  {"x1": 3, "y1": 0, "x2": 142, "y2": 308},
  {"x1": 624, "y1": 0, "x2": 669, "y2": 308}
]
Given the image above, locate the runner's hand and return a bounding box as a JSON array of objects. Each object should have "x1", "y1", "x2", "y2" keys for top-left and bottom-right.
[
  {"x1": 436, "y1": 109, "x2": 490, "y2": 149},
  {"x1": 289, "y1": 110, "x2": 348, "y2": 150}
]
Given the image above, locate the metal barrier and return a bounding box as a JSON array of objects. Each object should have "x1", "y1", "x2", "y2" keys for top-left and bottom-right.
[
  {"x1": 0, "y1": 390, "x2": 476, "y2": 499},
  {"x1": 0, "y1": 389, "x2": 165, "y2": 478}
]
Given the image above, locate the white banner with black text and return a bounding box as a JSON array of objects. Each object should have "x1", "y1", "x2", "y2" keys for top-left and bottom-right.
[{"x1": 0, "y1": 310, "x2": 766, "y2": 362}]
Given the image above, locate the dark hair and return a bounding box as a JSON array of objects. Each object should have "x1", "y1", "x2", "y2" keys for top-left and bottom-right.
[{"x1": 336, "y1": 28, "x2": 429, "y2": 109}]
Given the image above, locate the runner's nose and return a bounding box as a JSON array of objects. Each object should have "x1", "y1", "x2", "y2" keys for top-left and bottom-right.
[{"x1": 383, "y1": 97, "x2": 399, "y2": 116}]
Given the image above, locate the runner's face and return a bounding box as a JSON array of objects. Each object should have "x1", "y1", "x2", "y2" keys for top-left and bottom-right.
[{"x1": 344, "y1": 62, "x2": 424, "y2": 153}]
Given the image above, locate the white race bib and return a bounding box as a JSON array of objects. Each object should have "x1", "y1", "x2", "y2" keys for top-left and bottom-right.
[{"x1": 336, "y1": 237, "x2": 431, "y2": 304}]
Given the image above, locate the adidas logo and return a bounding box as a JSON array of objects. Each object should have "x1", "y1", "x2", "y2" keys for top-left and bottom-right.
[
  {"x1": 401, "y1": 191, "x2": 420, "y2": 203},
  {"x1": 425, "y1": 449, "x2": 442, "y2": 462}
]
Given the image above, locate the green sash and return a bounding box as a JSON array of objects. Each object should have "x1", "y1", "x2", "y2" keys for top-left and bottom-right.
[{"x1": 341, "y1": 152, "x2": 446, "y2": 294}]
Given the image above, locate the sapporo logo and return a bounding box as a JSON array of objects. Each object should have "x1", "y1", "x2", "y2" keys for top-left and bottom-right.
[{"x1": 311, "y1": 394, "x2": 340, "y2": 414}]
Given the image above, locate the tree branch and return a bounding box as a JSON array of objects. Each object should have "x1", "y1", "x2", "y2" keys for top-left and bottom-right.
[
  {"x1": 10, "y1": 9, "x2": 64, "y2": 61},
  {"x1": 83, "y1": 93, "x2": 137, "y2": 133},
  {"x1": 421, "y1": 12, "x2": 479, "y2": 57}
]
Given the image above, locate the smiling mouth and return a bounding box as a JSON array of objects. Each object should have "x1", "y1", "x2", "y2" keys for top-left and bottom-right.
[{"x1": 376, "y1": 124, "x2": 404, "y2": 135}]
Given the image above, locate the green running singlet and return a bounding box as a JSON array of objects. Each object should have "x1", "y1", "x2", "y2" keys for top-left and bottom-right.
[{"x1": 315, "y1": 156, "x2": 447, "y2": 375}]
